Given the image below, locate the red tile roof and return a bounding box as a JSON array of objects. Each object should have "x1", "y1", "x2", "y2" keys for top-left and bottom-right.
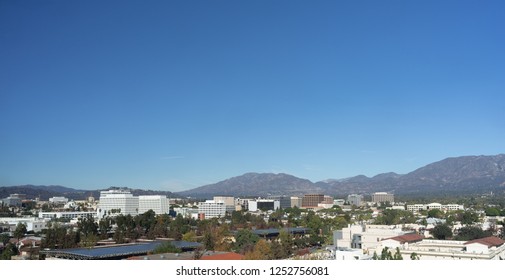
[
  {"x1": 464, "y1": 236, "x2": 505, "y2": 248},
  {"x1": 200, "y1": 252, "x2": 245, "y2": 260},
  {"x1": 388, "y1": 234, "x2": 424, "y2": 244}
]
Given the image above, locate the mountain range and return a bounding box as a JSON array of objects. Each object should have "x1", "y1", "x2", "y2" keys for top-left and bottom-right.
[
  {"x1": 177, "y1": 154, "x2": 505, "y2": 198},
  {"x1": 2, "y1": 154, "x2": 505, "y2": 200},
  {"x1": 0, "y1": 185, "x2": 179, "y2": 201}
]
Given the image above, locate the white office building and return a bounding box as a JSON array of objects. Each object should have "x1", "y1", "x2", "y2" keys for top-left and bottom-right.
[
  {"x1": 248, "y1": 199, "x2": 280, "y2": 212},
  {"x1": 49, "y1": 196, "x2": 69, "y2": 204},
  {"x1": 379, "y1": 235, "x2": 505, "y2": 260},
  {"x1": 347, "y1": 194, "x2": 363, "y2": 207},
  {"x1": 38, "y1": 211, "x2": 97, "y2": 220},
  {"x1": 198, "y1": 200, "x2": 226, "y2": 219},
  {"x1": 97, "y1": 190, "x2": 139, "y2": 218},
  {"x1": 138, "y1": 195, "x2": 170, "y2": 215},
  {"x1": 334, "y1": 224, "x2": 411, "y2": 251},
  {"x1": 406, "y1": 203, "x2": 464, "y2": 212},
  {"x1": 0, "y1": 217, "x2": 49, "y2": 233}
]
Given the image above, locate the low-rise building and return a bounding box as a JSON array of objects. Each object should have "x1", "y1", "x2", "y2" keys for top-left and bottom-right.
[
  {"x1": 334, "y1": 224, "x2": 412, "y2": 252},
  {"x1": 38, "y1": 211, "x2": 97, "y2": 220},
  {"x1": 378, "y1": 235, "x2": 505, "y2": 260},
  {"x1": 49, "y1": 197, "x2": 69, "y2": 204},
  {"x1": 0, "y1": 217, "x2": 49, "y2": 233},
  {"x1": 406, "y1": 203, "x2": 464, "y2": 212}
]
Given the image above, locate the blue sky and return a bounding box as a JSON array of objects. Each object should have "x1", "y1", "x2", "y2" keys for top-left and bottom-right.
[{"x1": 1, "y1": 0, "x2": 504, "y2": 191}]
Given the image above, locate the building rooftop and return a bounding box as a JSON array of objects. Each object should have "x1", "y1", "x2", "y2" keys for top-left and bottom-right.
[
  {"x1": 251, "y1": 227, "x2": 310, "y2": 237},
  {"x1": 44, "y1": 240, "x2": 202, "y2": 260},
  {"x1": 200, "y1": 252, "x2": 245, "y2": 260},
  {"x1": 387, "y1": 233, "x2": 424, "y2": 244},
  {"x1": 464, "y1": 236, "x2": 505, "y2": 248}
]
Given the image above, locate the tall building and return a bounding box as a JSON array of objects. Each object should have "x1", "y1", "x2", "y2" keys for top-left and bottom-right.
[
  {"x1": 248, "y1": 199, "x2": 280, "y2": 212},
  {"x1": 268, "y1": 195, "x2": 291, "y2": 209},
  {"x1": 138, "y1": 195, "x2": 170, "y2": 215},
  {"x1": 372, "y1": 192, "x2": 394, "y2": 204},
  {"x1": 97, "y1": 190, "x2": 139, "y2": 218},
  {"x1": 198, "y1": 200, "x2": 226, "y2": 219},
  {"x1": 347, "y1": 194, "x2": 363, "y2": 207},
  {"x1": 213, "y1": 196, "x2": 235, "y2": 213},
  {"x1": 291, "y1": 197, "x2": 302, "y2": 208},
  {"x1": 302, "y1": 194, "x2": 324, "y2": 208}
]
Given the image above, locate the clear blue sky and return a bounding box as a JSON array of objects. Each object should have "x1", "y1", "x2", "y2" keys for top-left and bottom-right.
[{"x1": 1, "y1": 0, "x2": 504, "y2": 191}]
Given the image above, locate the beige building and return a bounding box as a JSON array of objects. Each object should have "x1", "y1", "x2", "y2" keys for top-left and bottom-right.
[
  {"x1": 291, "y1": 197, "x2": 302, "y2": 208},
  {"x1": 371, "y1": 192, "x2": 394, "y2": 204},
  {"x1": 213, "y1": 196, "x2": 235, "y2": 213}
]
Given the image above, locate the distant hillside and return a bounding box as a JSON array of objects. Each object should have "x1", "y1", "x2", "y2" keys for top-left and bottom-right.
[
  {"x1": 0, "y1": 185, "x2": 181, "y2": 201},
  {"x1": 319, "y1": 154, "x2": 505, "y2": 196},
  {"x1": 177, "y1": 172, "x2": 324, "y2": 199},
  {"x1": 178, "y1": 154, "x2": 505, "y2": 198},
  {"x1": 4, "y1": 154, "x2": 505, "y2": 200}
]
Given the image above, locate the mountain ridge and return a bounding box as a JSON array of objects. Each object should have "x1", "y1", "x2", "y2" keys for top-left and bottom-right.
[
  {"x1": 3, "y1": 154, "x2": 505, "y2": 200},
  {"x1": 178, "y1": 154, "x2": 505, "y2": 198}
]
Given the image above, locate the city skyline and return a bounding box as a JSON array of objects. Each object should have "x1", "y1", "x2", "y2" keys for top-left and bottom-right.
[{"x1": 1, "y1": 1, "x2": 504, "y2": 191}]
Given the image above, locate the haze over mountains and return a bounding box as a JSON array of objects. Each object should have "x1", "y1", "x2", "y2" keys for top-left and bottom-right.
[{"x1": 2, "y1": 154, "x2": 505, "y2": 200}]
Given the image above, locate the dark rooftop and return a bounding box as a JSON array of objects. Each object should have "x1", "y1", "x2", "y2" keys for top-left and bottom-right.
[
  {"x1": 44, "y1": 241, "x2": 202, "y2": 260},
  {"x1": 251, "y1": 227, "x2": 310, "y2": 237}
]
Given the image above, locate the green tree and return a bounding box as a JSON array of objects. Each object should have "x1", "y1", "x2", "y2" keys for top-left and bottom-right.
[
  {"x1": 410, "y1": 252, "x2": 420, "y2": 260},
  {"x1": 182, "y1": 231, "x2": 197, "y2": 242},
  {"x1": 431, "y1": 223, "x2": 453, "y2": 240},
  {"x1": 393, "y1": 247, "x2": 403, "y2": 260},
  {"x1": 454, "y1": 226, "x2": 491, "y2": 241},
  {"x1": 14, "y1": 222, "x2": 27, "y2": 242},
  {"x1": 0, "y1": 243, "x2": 18, "y2": 260},
  {"x1": 245, "y1": 239, "x2": 272, "y2": 260},
  {"x1": 234, "y1": 229, "x2": 259, "y2": 254},
  {"x1": 375, "y1": 209, "x2": 416, "y2": 225},
  {"x1": 77, "y1": 216, "x2": 98, "y2": 237},
  {"x1": 459, "y1": 211, "x2": 480, "y2": 225},
  {"x1": 485, "y1": 207, "x2": 500, "y2": 217},
  {"x1": 0, "y1": 233, "x2": 10, "y2": 245},
  {"x1": 98, "y1": 217, "x2": 112, "y2": 239},
  {"x1": 277, "y1": 229, "x2": 294, "y2": 258},
  {"x1": 152, "y1": 242, "x2": 182, "y2": 254},
  {"x1": 427, "y1": 209, "x2": 444, "y2": 219}
]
